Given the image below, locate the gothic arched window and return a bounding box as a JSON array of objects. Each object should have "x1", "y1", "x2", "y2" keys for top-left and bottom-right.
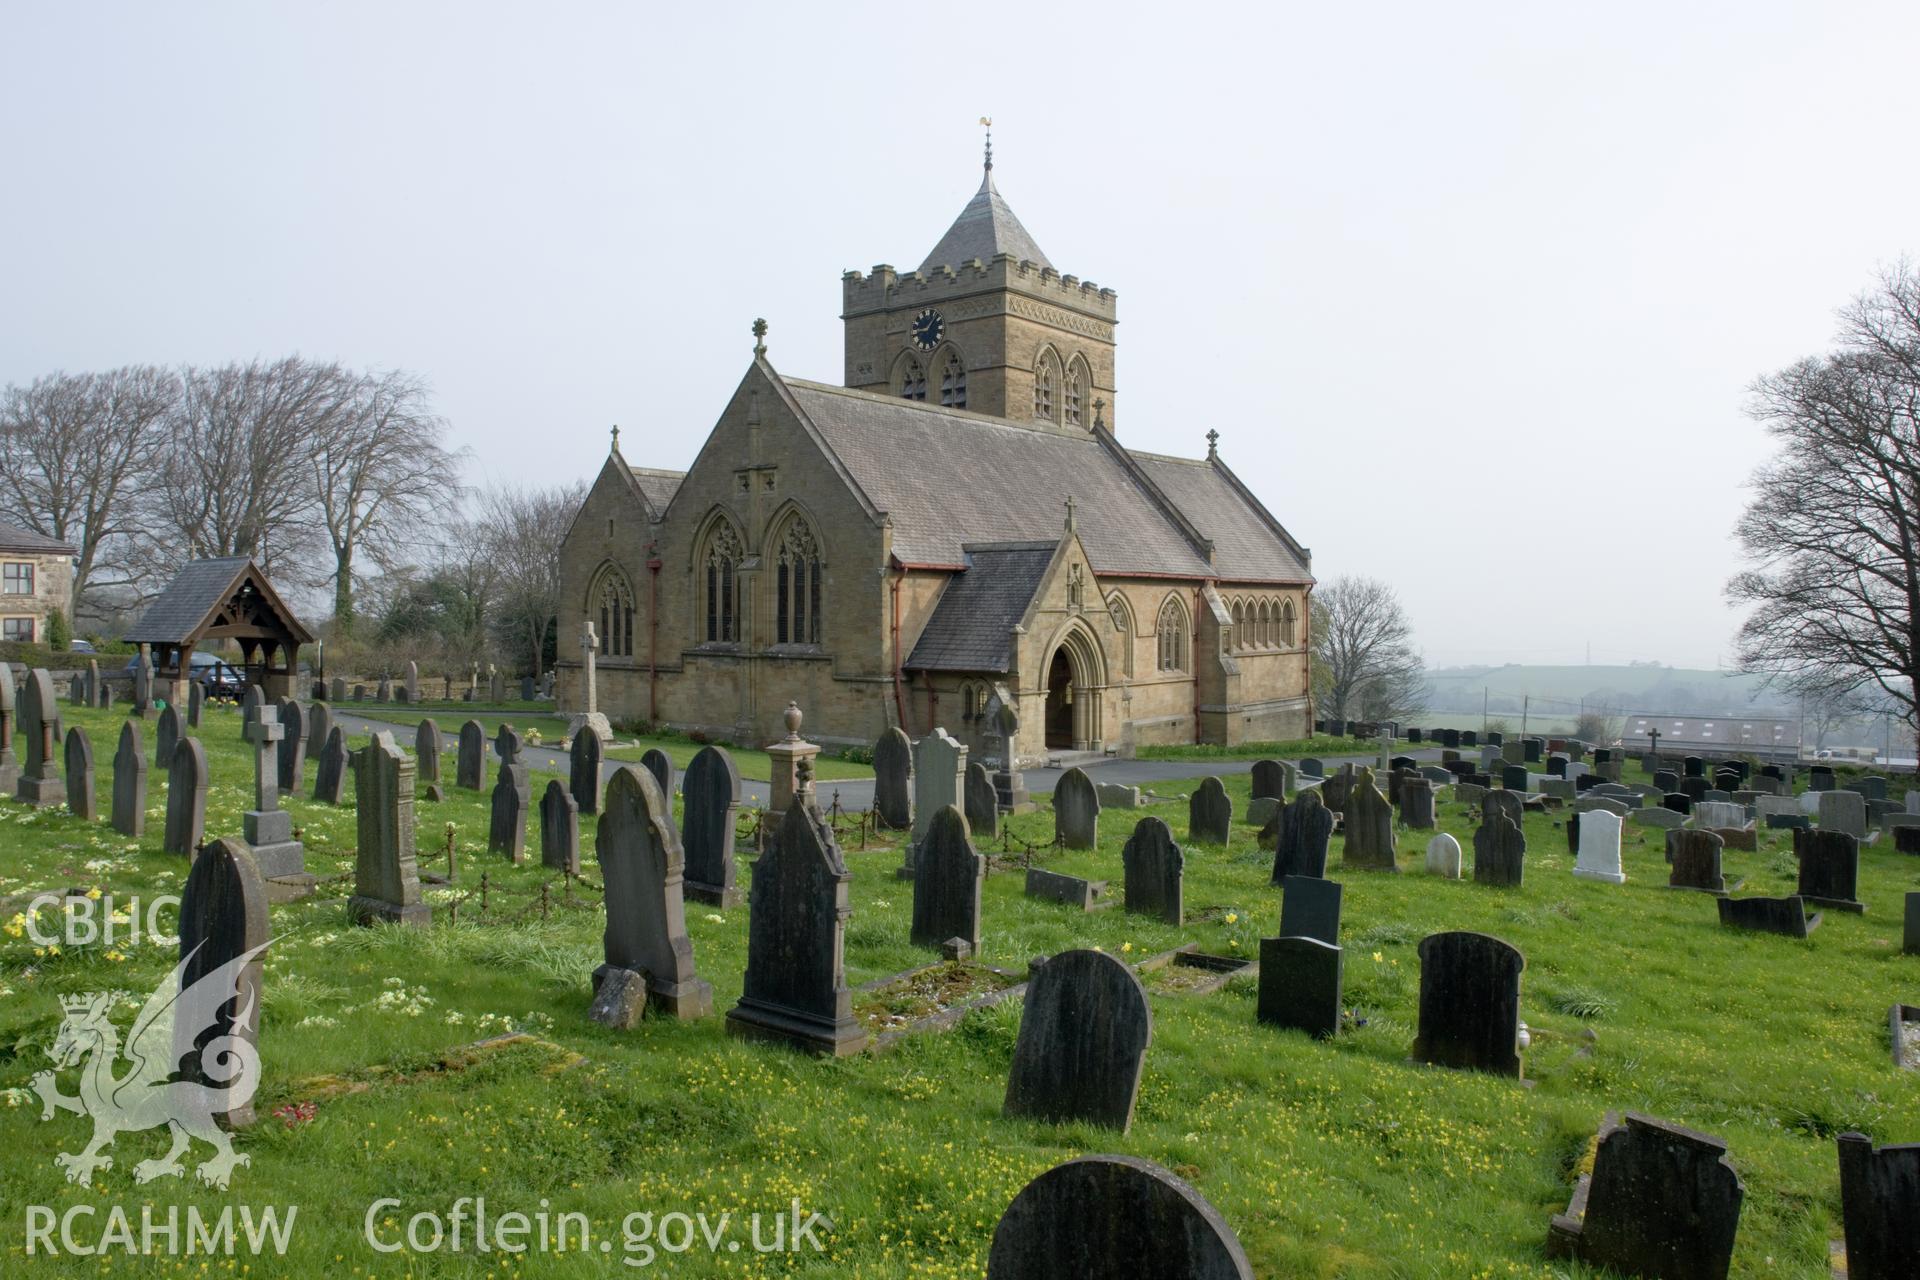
[
  {"x1": 1065, "y1": 358, "x2": 1087, "y2": 428},
  {"x1": 1157, "y1": 596, "x2": 1189, "y2": 672},
  {"x1": 899, "y1": 356, "x2": 927, "y2": 401},
  {"x1": 702, "y1": 521, "x2": 743, "y2": 644},
  {"x1": 940, "y1": 351, "x2": 967, "y2": 409},
  {"x1": 1255, "y1": 601, "x2": 1270, "y2": 650},
  {"x1": 775, "y1": 516, "x2": 822, "y2": 645},
  {"x1": 1033, "y1": 352, "x2": 1060, "y2": 423},
  {"x1": 1281, "y1": 598, "x2": 1298, "y2": 648},
  {"x1": 593, "y1": 566, "x2": 636, "y2": 658}
]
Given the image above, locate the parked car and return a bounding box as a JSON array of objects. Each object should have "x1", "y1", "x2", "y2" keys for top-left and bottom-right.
[
  {"x1": 67, "y1": 639, "x2": 96, "y2": 654},
  {"x1": 121, "y1": 651, "x2": 248, "y2": 700}
]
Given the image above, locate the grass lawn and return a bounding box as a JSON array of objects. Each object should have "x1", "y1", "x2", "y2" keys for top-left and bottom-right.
[
  {"x1": 338, "y1": 702, "x2": 873, "y2": 783},
  {"x1": 0, "y1": 701, "x2": 1915, "y2": 1276}
]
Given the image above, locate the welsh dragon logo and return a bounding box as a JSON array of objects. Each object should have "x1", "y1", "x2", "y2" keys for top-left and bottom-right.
[{"x1": 30, "y1": 940, "x2": 269, "y2": 1190}]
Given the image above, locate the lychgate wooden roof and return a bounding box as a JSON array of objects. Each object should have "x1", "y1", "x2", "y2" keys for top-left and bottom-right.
[{"x1": 125, "y1": 556, "x2": 314, "y2": 648}]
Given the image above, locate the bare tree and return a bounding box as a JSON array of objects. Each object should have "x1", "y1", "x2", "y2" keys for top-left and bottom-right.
[
  {"x1": 480, "y1": 482, "x2": 584, "y2": 678},
  {"x1": 0, "y1": 366, "x2": 177, "y2": 617},
  {"x1": 1310, "y1": 575, "x2": 1425, "y2": 721},
  {"x1": 312, "y1": 368, "x2": 460, "y2": 634},
  {"x1": 1728, "y1": 262, "x2": 1920, "y2": 756}
]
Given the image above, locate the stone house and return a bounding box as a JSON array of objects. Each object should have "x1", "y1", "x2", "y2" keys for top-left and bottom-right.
[
  {"x1": 0, "y1": 521, "x2": 77, "y2": 644},
  {"x1": 556, "y1": 149, "x2": 1314, "y2": 763}
]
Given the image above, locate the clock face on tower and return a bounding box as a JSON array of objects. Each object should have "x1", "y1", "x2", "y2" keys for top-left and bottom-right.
[{"x1": 909, "y1": 308, "x2": 945, "y2": 351}]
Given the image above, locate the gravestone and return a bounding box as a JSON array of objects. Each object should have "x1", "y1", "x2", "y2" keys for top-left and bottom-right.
[
  {"x1": 1004, "y1": 949, "x2": 1151, "y2": 1131},
  {"x1": 1692, "y1": 800, "x2": 1747, "y2": 832},
  {"x1": 1809, "y1": 765, "x2": 1835, "y2": 791},
  {"x1": 908, "y1": 729, "x2": 967, "y2": 874},
  {"x1": 1668, "y1": 829, "x2": 1729, "y2": 893},
  {"x1": 1412, "y1": 930, "x2": 1525, "y2": 1077},
  {"x1": 1188, "y1": 775, "x2": 1232, "y2": 844},
  {"x1": 1053, "y1": 765, "x2": 1100, "y2": 850},
  {"x1": 1836, "y1": 1132, "x2": 1920, "y2": 1280},
  {"x1": 329, "y1": 676, "x2": 346, "y2": 702},
  {"x1": 1653, "y1": 768, "x2": 1680, "y2": 793},
  {"x1": 1399, "y1": 775, "x2": 1436, "y2": 829},
  {"x1": 413, "y1": 718, "x2": 442, "y2": 789},
  {"x1": 1907, "y1": 892, "x2": 1920, "y2": 956},
  {"x1": 63, "y1": 726, "x2": 96, "y2": 822},
  {"x1": 984, "y1": 1155, "x2": 1254, "y2": 1280},
  {"x1": 540, "y1": 779, "x2": 580, "y2": 875},
  {"x1": 1899, "y1": 826, "x2": 1920, "y2": 855},
  {"x1": 521, "y1": 676, "x2": 535, "y2": 701},
  {"x1": 1546, "y1": 1112, "x2": 1743, "y2": 1280},
  {"x1": 571, "y1": 730, "x2": 606, "y2": 815},
  {"x1": 1818, "y1": 789, "x2": 1868, "y2": 839},
  {"x1": 873, "y1": 727, "x2": 913, "y2": 831},
  {"x1": 638, "y1": 746, "x2": 672, "y2": 806},
  {"x1": 68, "y1": 673, "x2": 85, "y2": 706},
  {"x1": 1849, "y1": 774, "x2": 1890, "y2": 802},
  {"x1": 1297, "y1": 757, "x2": 1323, "y2": 779},
  {"x1": 1025, "y1": 868, "x2": 1110, "y2": 910},
  {"x1": 965, "y1": 761, "x2": 999, "y2": 838},
  {"x1": 241, "y1": 706, "x2": 304, "y2": 878},
  {"x1": 313, "y1": 725, "x2": 349, "y2": 805},
  {"x1": 269, "y1": 700, "x2": 305, "y2": 794},
  {"x1": 176, "y1": 837, "x2": 270, "y2": 1127},
  {"x1": 307, "y1": 700, "x2": 332, "y2": 760},
  {"x1": 404, "y1": 660, "x2": 419, "y2": 704},
  {"x1": 1426, "y1": 832, "x2": 1463, "y2": 878},
  {"x1": 1573, "y1": 809, "x2": 1626, "y2": 884},
  {"x1": 131, "y1": 648, "x2": 157, "y2": 719},
  {"x1": 1794, "y1": 827, "x2": 1864, "y2": 912},
  {"x1": 489, "y1": 762, "x2": 529, "y2": 862},
  {"x1": 592, "y1": 766, "x2": 711, "y2": 1020},
  {"x1": 1341, "y1": 767, "x2": 1397, "y2": 871},
  {"x1": 15, "y1": 669, "x2": 64, "y2": 806},
  {"x1": 162, "y1": 738, "x2": 209, "y2": 856},
  {"x1": 239, "y1": 684, "x2": 262, "y2": 739},
  {"x1": 911, "y1": 805, "x2": 985, "y2": 952},
  {"x1": 1473, "y1": 811, "x2": 1526, "y2": 888},
  {"x1": 455, "y1": 719, "x2": 485, "y2": 790},
  {"x1": 1321, "y1": 763, "x2": 1356, "y2": 813},
  {"x1": 1664, "y1": 792, "x2": 1693, "y2": 815},
  {"x1": 0, "y1": 662, "x2": 16, "y2": 794},
  {"x1": 1259, "y1": 935, "x2": 1343, "y2": 1040},
  {"x1": 1717, "y1": 895, "x2": 1820, "y2": 938},
  {"x1": 346, "y1": 731, "x2": 429, "y2": 926},
  {"x1": 1273, "y1": 789, "x2": 1334, "y2": 882},
  {"x1": 154, "y1": 703, "x2": 183, "y2": 772},
  {"x1": 1279, "y1": 873, "x2": 1342, "y2": 945},
  {"x1": 989, "y1": 697, "x2": 1029, "y2": 813},
  {"x1": 186, "y1": 680, "x2": 203, "y2": 727},
  {"x1": 1502, "y1": 764, "x2": 1529, "y2": 792},
  {"x1": 110, "y1": 720, "x2": 147, "y2": 838},
  {"x1": 1122, "y1": 817, "x2": 1184, "y2": 926},
  {"x1": 1683, "y1": 755, "x2": 1705, "y2": 778},
  {"x1": 1250, "y1": 759, "x2": 1286, "y2": 801},
  {"x1": 726, "y1": 800, "x2": 868, "y2": 1055},
  {"x1": 682, "y1": 745, "x2": 743, "y2": 907}
]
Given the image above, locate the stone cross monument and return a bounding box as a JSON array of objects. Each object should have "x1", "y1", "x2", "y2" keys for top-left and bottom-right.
[
  {"x1": 567, "y1": 619, "x2": 614, "y2": 746},
  {"x1": 242, "y1": 705, "x2": 306, "y2": 880}
]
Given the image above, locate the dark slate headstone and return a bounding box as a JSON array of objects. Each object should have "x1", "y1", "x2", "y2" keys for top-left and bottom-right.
[
  {"x1": 1121, "y1": 816, "x2": 1184, "y2": 926},
  {"x1": 1523, "y1": 737, "x2": 1543, "y2": 762},
  {"x1": 1907, "y1": 892, "x2": 1920, "y2": 956},
  {"x1": 985, "y1": 1155, "x2": 1254, "y2": 1280},
  {"x1": 1546, "y1": 1112, "x2": 1743, "y2": 1280},
  {"x1": 1250, "y1": 758, "x2": 1286, "y2": 801},
  {"x1": 346, "y1": 731, "x2": 429, "y2": 927},
  {"x1": 911, "y1": 804, "x2": 985, "y2": 951},
  {"x1": 682, "y1": 744, "x2": 742, "y2": 907},
  {"x1": 1341, "y1": 766, "x2": 1397, "y2": 871},
  {"x1": 1439, "y1": 728, "x2": 1460, "y2": 749},
  {"x1": 1663, "y1": 791, "x2": 1693, "y2": 815},
  {"x1": 873, "y1": 727, "x2": 914, "y2": 831},
  {"x1": 307, "y1": 700, "x2": 332, "y2": 760},
  {"x1": 1849, "y1": 774, "x2": 1890, "y2": 802},
  {"x1": 162, "y1": 738, "x2": 209, "y2": 855},
  {"x1": 1473, "y1": 811, "x2": 1526, "y2": 888},
  {"x1": 520, "y1": 676, "x2": 535, "y2": 701},
  {"x1": 1258, "y1": 936, "x2": 1343, "y2": 1041},
  {"x1": 1546, "y1": 755, "x2": 1567, "y2": 778},
  {"x1": 239, "y1": 684, "x2": 263, "y2": 739},
  {"x1": 1681, "y1": 755, "x2": 1704, "y2": 778},
  {"x1": 1003, "y1": 948, "x2": 1151, "y2": 1131},
  {"x1": 154, "y1": 703, "x2": 183, "y2": 772},
  {"x1": 186, "y1": 679, "x2": 203, "y2": 727},
  {"x1": 1767, "y1": 813, "x2": 1811, "y2": 832},
  {"x1": 1054, "y1": 766, "x2": 1099, "y2": 849},
  {"x1": 1717, "y1": 895, "x2": 1820, "y2": 938},
  {"x1": 455, "y1": 719, "x2": 485, "y2": 790},
  {"x1": 1901, "y1": 825, "x2": 1920, "y2": 855},
  {"x1": 490, "y1": 762, "x2": 529, "y2": 862},
  {"x1": 965, "y1": 760, "x2": 999, "y2": 839},
  {"x1": 1273, "y1": 789, "x2": 1334, "y2": 882},
  {"x1": 110, "y1": 720, "x2": 147, "y2": 837},
  {"x1": 1187, "y1": 775, "x2": 1232, "y2": 844},
  {"x1": 1502, "y1": 764, "x2": 1529, "y2": 792},
  {"x1": 271, "y1": 700, "x2": 305, "y2": 793},
  {"x1": 413, "y1": 717, "x2": 441, "y2": 786},
  {"x1": 1794, "y1": 826, "x2": 1863, "y2": 912},
  {"x1": 539, "y1": 778, "x2": 580, "y2": 875},
  {"x1": 63, "y1": 726, "x2": 96, "y2": 821},
  {"x1": 1296, "y1": 756, "x2": 1323, "y2": 779},
  {"x1": 1680, "y1": 776, "x2": 1711, "y2": 803},
  {"x1": 1412, "y1": 930, "x2": 1525, "y2": 1077},
  {"x1": 1653, "y1": 769, "x2": 1680, "y2": 793},
  {"x1": 1279, "y1": 874, "x2": 1342, "y2": 945},
  {"x1": 313, "y1": 725, "x2": 349, "y2": 805},
  {"x1": 726, "y1": 800, "x2": 868, "y2": 1055},
  {"x1": 1809, "y1": 765, "x2": 1835, "y2": 791},
  {"x1": 1399, "y1": 775, "x2": 1436, "y2": 830},
  {"x1": 1836, "y1": 1132, "x2": 1920, "y2": 1280},
  {"x1": 1024, "y1": 868, "x2": 1109, "y2": 910},
  {"x1": 570, "y1": 729, "x2": 606, "y2": 815},
  {"x1": 1408, "y1": 727, "x2": 1424, "y2": 743},
  {"x1": 1668, "y1": 829, "x2": 1728, "y2": 893},
  {"x1": 637, "y1": 746, "x2": 672, "y2": 805},
  {"x1": 176, "y1": 837, "x2": 269, "y2": 1127},
  {"x1": 1321, "y1": 763, "x2": 1355, "y2": 812},
  {"x1": 593, "y1": 766, "x2": 710, "y2": 1020}
]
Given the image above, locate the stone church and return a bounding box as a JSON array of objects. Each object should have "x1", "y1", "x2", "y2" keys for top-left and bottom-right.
[{"x1": 557, "y1": 146, "x2": 1314, "y2": 764}]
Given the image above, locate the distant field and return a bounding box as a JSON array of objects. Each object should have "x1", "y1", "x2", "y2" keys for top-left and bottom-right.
[{"x1": 1423, "y1": 663, "x2": 1787, "y2": 722}]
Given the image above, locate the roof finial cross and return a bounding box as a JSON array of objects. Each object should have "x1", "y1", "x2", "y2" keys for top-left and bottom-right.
[
  {"x1": 979, "y1": 116, "x2": 993, "y2": 172},
  {"x1": 1063, "y1": 492, "x2": 1076, "y2": 533},
  {"x1": 1205, "y1": 428, "x2": 1220, "y2": 460},
  {"x1": 752, "y1": 317, "x2": 768, "y2": 357},
  {"x1": 610, "y1": 423, "x2": 620, "y2": 454}
]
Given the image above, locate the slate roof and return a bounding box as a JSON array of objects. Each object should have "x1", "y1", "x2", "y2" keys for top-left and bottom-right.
[
  {"x1": 0, "y1": 521, "x2": 76, "y2": 556},
  {"x1": 1128, "y1": 452, "x2": 1311, "y2": 582},
  {"x1": 126, "y1": 556, "x2": 313, "y2": 645},
  {"x1": 906, "y1": 542, "x2": 1055, "y2": 672},
  {"x1": 629, "y1": 467, "x2": 683, "y2": 515},
  {"x1": 779, "y1": 378, "x2": 1310, "y2": 585},
  {"x1": 918, "y1": 168, "x2": 1053, "y2": 274}
]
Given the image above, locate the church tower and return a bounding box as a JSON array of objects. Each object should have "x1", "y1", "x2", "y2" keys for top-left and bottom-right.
[{"x1": 841, "y1": 135, "x2": 1119, "y2": 431}]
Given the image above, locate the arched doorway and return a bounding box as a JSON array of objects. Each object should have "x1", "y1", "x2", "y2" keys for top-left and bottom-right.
[{"x1": 1045, "y1": 649, "x2": 1074, "y2": 749}]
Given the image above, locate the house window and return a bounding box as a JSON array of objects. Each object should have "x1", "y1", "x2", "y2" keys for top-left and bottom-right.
[
  {"x1": 775, "y1": 517, "x2": 822, "y2": 645},
  {"x1": 899, "y1": 357, "x2": 927, "y2": 401},
  {"x1": 703, "y1": 522, "x2": 743, "y2": 643},
  {"x1": 2, "y1": 618, "x2": 32, "y2": 642},
  {"x1": 594, "y1": 567, "x2": 636, "y2": 658},
  {"x1": 940, "y1": 352, "x2": 967, "y2": 409},
  {"x1": 1156, "y1": 597, "x2": 1188, "y2": 672},
  {"x1": 2, "y1": 563, "x2": 32, "y2": 595}
]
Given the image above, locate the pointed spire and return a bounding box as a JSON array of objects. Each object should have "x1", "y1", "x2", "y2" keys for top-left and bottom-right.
[{"x1": 919, "y1": 131, "x2": 1051, "y2": 273}]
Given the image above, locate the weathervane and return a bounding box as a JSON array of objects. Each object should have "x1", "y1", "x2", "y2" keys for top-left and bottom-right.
[{"x1": 980, "y1": 116, "x2": 992, "y2": 171}]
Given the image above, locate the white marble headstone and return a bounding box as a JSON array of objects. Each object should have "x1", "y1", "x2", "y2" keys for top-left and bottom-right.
[{"x1": 1573, "y1": 809, "x2": 1626, "y2": 884}]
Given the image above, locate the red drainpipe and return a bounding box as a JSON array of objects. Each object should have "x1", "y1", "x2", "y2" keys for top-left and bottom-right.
[
  {"x1": 890, "y1": 570, "x2": 909, "y2": 731},
  {"x1": 647, "y1": 551, "x2": 662, "y2": 721},
  {"x1": 1192, "y1": 584, "x2": 1206, "y2": 743}
]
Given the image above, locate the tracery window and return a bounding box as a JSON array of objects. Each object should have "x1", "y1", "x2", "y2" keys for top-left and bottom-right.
[
  {"x1": 775, "y1": 517, "x2": 822, "y2": 645},
  {"x1": 593, "y1": 566, "x2": 636, "y2": 658},
  {"x1": 1156, "y1": 597, "x2": 1189, "y2": 672},
  {"x1": 899, "y1": 356, "x2": 927, "y2": 401},
  {"x1": 940, "y1": 352, "x2": 967, "y2": 408},
  {"x1": 703, "y1": 521, "x2": 743, "y2": 643}
]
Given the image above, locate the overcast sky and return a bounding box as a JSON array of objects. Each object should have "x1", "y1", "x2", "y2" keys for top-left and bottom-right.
[{"x1": 4, "y1": 1, "x2": 1913, "y2": 669}]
